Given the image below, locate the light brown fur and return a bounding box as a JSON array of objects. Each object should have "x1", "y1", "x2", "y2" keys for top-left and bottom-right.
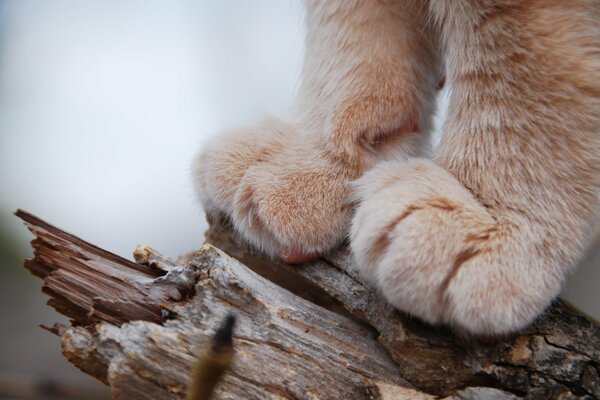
[{"x1": 193, "y1": 0, "x2": 600, "y2": 336}]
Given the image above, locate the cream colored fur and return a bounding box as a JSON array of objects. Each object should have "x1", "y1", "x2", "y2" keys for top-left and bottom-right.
[{"x1": 193, "y1": 0, "x2": 600, "y2": 336}]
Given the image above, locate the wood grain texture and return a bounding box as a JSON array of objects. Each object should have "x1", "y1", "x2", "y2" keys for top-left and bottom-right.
[{"x1": 17, "y1": 210, "x2": 600, "y2": 399}]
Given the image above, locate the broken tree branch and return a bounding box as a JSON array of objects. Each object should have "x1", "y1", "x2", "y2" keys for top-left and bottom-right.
[{"x1": 16, "y1": 210, "x2": 600, "y2": 399}]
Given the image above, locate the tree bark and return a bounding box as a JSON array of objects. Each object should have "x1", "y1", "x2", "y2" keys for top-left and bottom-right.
[{"x1": 16, "y1": 210, "x2": 600, "y2": 400}]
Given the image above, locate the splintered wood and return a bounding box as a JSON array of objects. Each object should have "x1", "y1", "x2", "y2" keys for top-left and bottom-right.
[{"x1": 17, "y1": 210, "x2": 600, "y2": 400}]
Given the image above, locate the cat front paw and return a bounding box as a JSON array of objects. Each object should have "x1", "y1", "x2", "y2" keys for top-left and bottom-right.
[
  {"x1": 350, "y1": 159, "x2": 563, "y2": 337},
  {"x1": 193, "y1": 117, "x2": 352, "y2": 263},
  {"x1": 233, "y1": 150, "x2": 352, "y2": 262}
]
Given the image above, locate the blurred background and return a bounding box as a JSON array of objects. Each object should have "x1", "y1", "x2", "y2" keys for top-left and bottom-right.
[
  {"x1": 0, "y1": 1, "x2": 303, "y2": 398},
  {"x1": 0, "y1": 1, "x2": 597, "y2": 399}
]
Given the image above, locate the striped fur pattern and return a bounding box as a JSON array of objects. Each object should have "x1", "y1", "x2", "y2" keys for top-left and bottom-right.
[{"x1": 193, "y1": 0, "x2": 600, "y2": 336}]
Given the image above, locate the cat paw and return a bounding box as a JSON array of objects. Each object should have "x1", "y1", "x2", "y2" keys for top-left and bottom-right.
[
  {"x1": 350, "y1": 159, "x2": 563, "y2": 336},
  {"x1": 193, "y1": 117, "x2": 352, "y2": 263},
  {"x1": 193, "y1": 116, "x2": 291, "y2": 215}
]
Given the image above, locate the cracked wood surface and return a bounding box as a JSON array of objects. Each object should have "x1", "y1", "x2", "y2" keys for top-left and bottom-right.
[
  {"x1": 17, "y1": 210, "x2": 600, "y2": 399},
  {"x1": 205, "y1": 214, "x2": 600, "y2": 399},
  {"x1": 18, "y1": 210, "x2": 422, "y2": 399}
]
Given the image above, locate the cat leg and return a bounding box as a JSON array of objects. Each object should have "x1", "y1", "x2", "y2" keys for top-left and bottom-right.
[
  {"x1": 351, "y1": 0, "x2": 600, "y2": 336},
  {"x1": 193, "y1": 0, "x2": 439, "y2": 262}
]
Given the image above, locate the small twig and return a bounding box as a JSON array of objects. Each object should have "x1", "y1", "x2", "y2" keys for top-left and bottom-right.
[{"x1": 186, "y1": 313, "x2": 237, "y2": 400}]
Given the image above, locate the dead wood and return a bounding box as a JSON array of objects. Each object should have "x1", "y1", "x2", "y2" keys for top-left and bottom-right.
[{"x1": 16, "y1": 210, "x2": 600, "y2": 399}]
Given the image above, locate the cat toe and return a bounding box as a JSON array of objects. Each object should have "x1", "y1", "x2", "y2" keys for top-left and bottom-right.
[
  {"x1": 232, "y1": 151, "x2": 351, "y2": 260},
  {"x1": 350, "y1": 159, "x2": 562, "y2": 336}
]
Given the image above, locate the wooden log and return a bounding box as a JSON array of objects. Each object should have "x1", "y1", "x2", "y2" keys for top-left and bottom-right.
[
  {"x1": 206, "y1": 214, "x2": 600, "y2": 399},
  {"x1": 17, "y1": 210, "x2": 425, "y2": 399},
  {"x1": 16, "y1": 210, "x2": 600, "y2": 399}
]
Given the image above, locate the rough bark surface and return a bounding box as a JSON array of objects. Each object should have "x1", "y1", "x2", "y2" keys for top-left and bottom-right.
[{"x1": 17, "y1": 210, "x2": 600, "y2": 400}]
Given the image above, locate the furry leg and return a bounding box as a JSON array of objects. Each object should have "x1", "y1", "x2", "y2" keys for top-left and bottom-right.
[
  {"x1": 351, "y1": 0, "x2": 600, "y2": 335},
  {"x1": 193, "y1": 0, "x2": 438, "y2": 261}
]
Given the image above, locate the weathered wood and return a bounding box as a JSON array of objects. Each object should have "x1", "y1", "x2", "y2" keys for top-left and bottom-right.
[
  {"x1": 18, "y1": 210, "x2": 426, "y2": 399},
  {"x1": 206, "y1": 214, "x2": 600, "y2": 399},
  {"x1": 17, "y1": 210, "x2": 182, "y2": 327},
  {"x1": 17, "y1": 210, "x2": 600, "y2": 399}
]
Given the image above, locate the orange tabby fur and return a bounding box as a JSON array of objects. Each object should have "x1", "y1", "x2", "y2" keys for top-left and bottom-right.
[{"x1": 193, "y1": 0, "x2": 600, "y2": 336}]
